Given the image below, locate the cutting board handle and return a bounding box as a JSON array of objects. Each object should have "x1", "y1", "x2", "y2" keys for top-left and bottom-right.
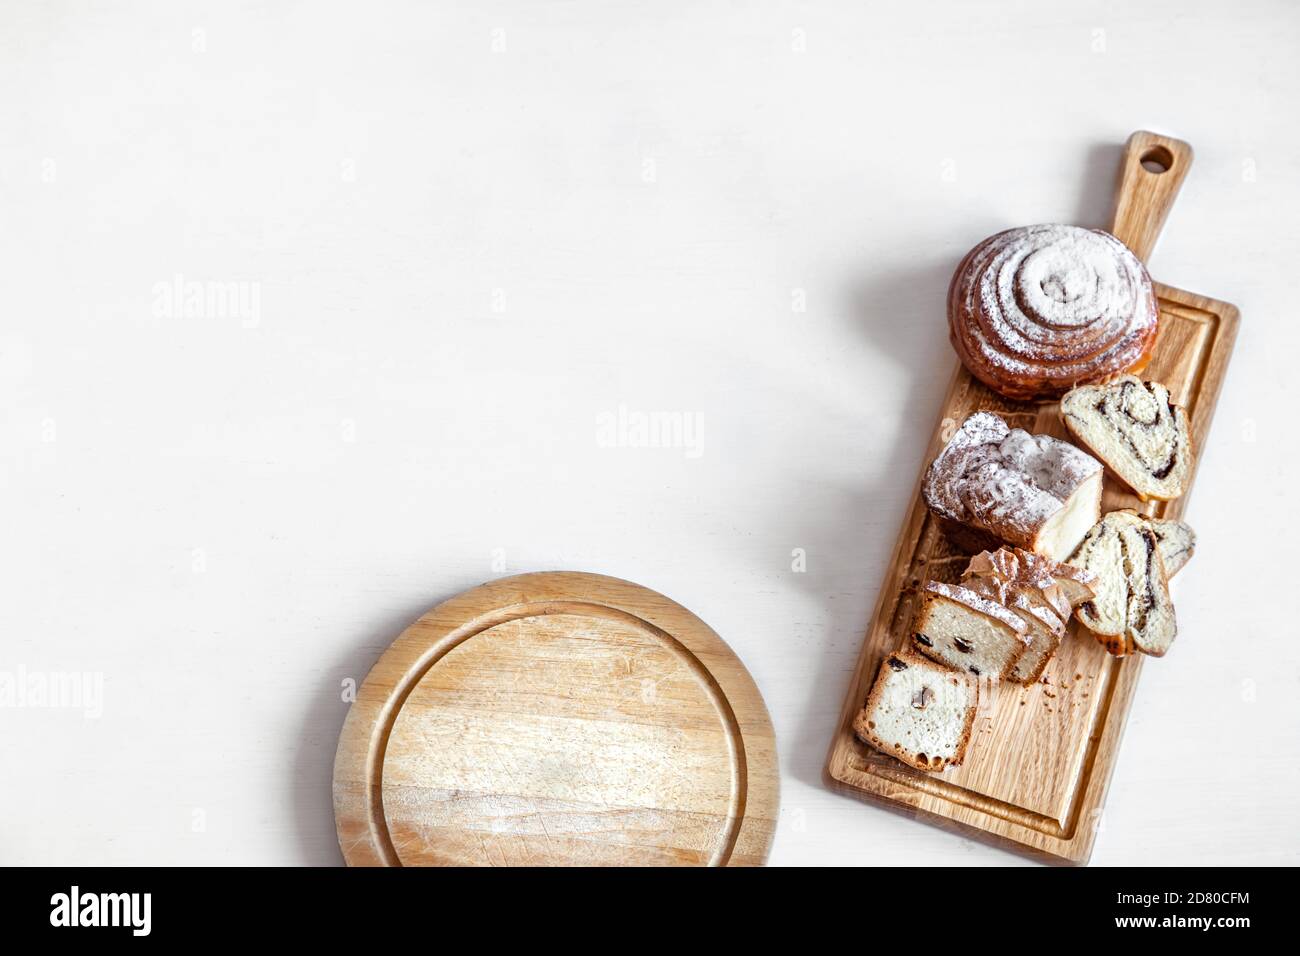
[{"x1": 1110, "y1": 130, "x2": 1193, "y2": 264}]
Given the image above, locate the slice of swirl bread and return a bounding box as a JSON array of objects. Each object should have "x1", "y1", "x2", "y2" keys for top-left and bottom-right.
[
  {"x1": 1149, "y1": 516, "x2": 1196, "y2": 577},
  {"x1": 853, "y1": 651, "x2": 978, "y2": 772},
  {"x1": 923, "y1": 412, "x2": 1103, "y2": 560},
  {"x1": 912, "y1": 581, "x2": 1032, "y2": 679},
  {"x1": 1069, "y1": 510, "x2": 1178, "y2": 656},
  {"x1": 1061, "y1": 376, "x2": 1193, "y2": 501}
]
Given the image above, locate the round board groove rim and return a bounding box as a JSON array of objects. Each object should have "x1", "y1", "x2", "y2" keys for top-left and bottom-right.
[{"x1": 332, "y1": 571, "x2": 779, "y2": 866}]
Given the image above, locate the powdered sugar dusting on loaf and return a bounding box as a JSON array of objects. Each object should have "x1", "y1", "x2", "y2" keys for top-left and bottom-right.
[{"x1": 922, "y1": 411, "x2": 1102, "y2": 543}]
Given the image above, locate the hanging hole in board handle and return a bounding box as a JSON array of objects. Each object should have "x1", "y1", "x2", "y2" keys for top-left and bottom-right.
[
  {"x1": 1140, "y1": 145, "x2": 1175, "y2": 174},
  {"x1": 1111, "y1": 131, "x2": 1193, "y2": 264}
]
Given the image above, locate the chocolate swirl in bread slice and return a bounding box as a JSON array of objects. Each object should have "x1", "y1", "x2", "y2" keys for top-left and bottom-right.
[
  {"x1": 1149, "y1": 516, "x2": 1196, "y2": 577},
  {"x1": 1060, "y1": 376, "x2": 1193, "y2": 501},
  {"x1": 1070, "y1": 511, "x2": 1178, "y2": 657}
]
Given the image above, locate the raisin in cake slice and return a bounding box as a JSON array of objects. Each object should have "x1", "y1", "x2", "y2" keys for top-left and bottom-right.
[
  {"x1": 912, "y1": 581, "x2": 1032, "y2": 679},
  {"x1": 923, "y1": 412, "x2": 1103, "y2": 561},
  {"x1": 1061, "y1": 376, "x2": 1193, "y2": 501},
  {"x1": 1070, "y1": 510, "x2": 1178, "y2": 656},
  {"x1": 853, "y1": 651, "x2": 978, "y2": 772}
]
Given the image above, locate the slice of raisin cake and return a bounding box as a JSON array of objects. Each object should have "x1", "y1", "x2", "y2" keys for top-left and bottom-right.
[
  {"x1": 912, "y1": 581, "x2": 1032, "y2": 679},
  {"x1": 1004, "y1": 593, "x2": 1068, "y2": 684},
  {"x1": 1061, "y1": 376, "x2": 1193, "y2": 501},
  {"x1": 922, "y1": 412, "x2": 1103, "y2": 561},
  {"x1": 853, "y1": 651, "x2": 978, "y2": 772}
]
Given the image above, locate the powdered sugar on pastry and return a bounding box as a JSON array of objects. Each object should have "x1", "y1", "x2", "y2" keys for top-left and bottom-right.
[{"x1": 948, "y1": 224, "x2": 1159, "y2": 399}]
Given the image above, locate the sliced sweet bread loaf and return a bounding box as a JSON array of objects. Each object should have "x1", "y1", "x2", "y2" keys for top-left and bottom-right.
[
  {"x1": 912, "y1": 581, "x2": 1031, "y2": 679},
  {"x1": 1005, "y1": 593, "x2": 1068, "y2": 684},
  {"x1": 1032, "y1": 553, "x2": 1098, "y2": 608},
  {"x1": 923, "y1": 412, "x2": 1103, "y2": 561},
  {"x1": 1061, "y1": 376, "x2": 1193, "y2": 501},
  {"x1": 1070, "y1": 510, "x2": 1178, "y2": 656},
  {"x1": 1150, "y1": 516, "x2": 1196, "y2": 577},
  {"x1": 962, "y1": 547, "x2": 1097, "y2": 620},
  {"x1": 960, "y1": 547, "x2": 1097, "y2": 684},
  {"x1": 853, "y1": 650, "x2": 978, "y2": 772}
]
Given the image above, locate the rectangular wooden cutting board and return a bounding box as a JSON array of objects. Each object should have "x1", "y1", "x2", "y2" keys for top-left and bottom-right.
[{"x1": 824, "y1": 133, "x2": 1240, "y2": 865}]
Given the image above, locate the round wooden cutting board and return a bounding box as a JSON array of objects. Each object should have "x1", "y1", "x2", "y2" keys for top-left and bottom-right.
[{"x1": 333, "y1": 572, "x2": 779, "y2": 866}]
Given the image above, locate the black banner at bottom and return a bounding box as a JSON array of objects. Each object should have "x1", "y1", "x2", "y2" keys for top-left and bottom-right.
[{"x1": 0, "y1": 865, "x2": 1279, "y2": 941}]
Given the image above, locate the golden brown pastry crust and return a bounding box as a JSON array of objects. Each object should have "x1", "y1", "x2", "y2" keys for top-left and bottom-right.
[{"x1": 948, "y1": 224, "x2": 1159, "y2": 400}]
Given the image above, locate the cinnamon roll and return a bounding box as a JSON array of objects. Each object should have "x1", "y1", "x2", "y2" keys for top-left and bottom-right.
[{"x1": 948, "y1": 224, "x2": 1158, "y2": 400}]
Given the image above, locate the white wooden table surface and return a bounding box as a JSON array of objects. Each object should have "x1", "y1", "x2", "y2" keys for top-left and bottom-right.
[{"x1": 2, "y1": 0, "x2": 1296, "y2": 866}]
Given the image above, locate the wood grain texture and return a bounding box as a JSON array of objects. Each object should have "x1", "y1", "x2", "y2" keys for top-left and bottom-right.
[
  {"x1": 1112, "y1": 131, "x2": 1193, "y2": 263},
  {"x1": 334, "y1": 572, "x2": 779, "y2": 866},
  {"x1": 824, "y1": 132, "x2": 1240, "y2": 865}
]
